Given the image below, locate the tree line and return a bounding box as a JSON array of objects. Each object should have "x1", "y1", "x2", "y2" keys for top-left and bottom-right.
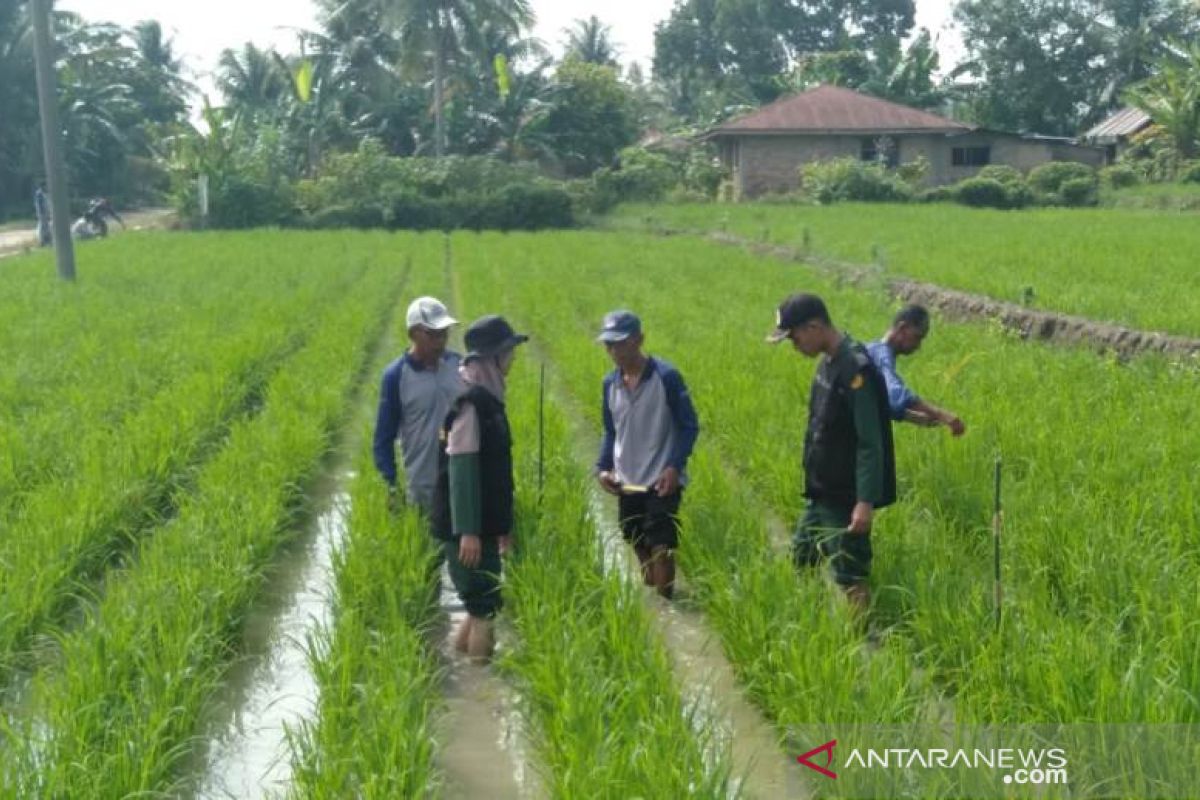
[{"x1": 2, "y1": 0, "x2": 1200, "y2": 221}]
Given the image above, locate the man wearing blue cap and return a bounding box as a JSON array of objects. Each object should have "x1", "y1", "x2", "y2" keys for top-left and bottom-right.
[
  {"x1": 595, "y1": 310, "x2": 700, "y2": 599},
  {"x1": 432, "y1": 315, "x2": 527, "y2": 661}
]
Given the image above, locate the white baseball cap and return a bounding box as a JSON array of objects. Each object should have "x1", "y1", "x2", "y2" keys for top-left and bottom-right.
[{"x1": 406, "y1": 296, "x2": 458, "y2": 330}]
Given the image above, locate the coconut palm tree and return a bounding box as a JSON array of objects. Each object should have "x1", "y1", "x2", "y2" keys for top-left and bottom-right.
[
  {"x1": 378, "y1": 0, "x2": 533, "y2": 156},
  {"x1": 562, "y1": 15, "x2": 620, "y2": 68},
  {"x1": 216, "y1": 43, "x2": 291, "y2": 115}
]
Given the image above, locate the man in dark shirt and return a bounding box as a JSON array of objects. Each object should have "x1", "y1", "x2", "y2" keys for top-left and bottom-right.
[{"x1": 769, "y1": 293, "x2": 896, "y2": 612}]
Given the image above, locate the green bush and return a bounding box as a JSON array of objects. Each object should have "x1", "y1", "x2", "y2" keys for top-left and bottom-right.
[
  {"x1": 1028, "y1": 161, "x2": 1096, "y2": 200},
  {"x1": 1005, "y1": 181, "x2": 1036, "y2": 208},
  {"x1": 946, "y1": 171, "x2": 1034, "y2": 209},
  {"x1": 589, "y1": 145, "x2": 725, "y2": 204},
  {"x1": 665, "y1": 186, "x2": 714, "y2": 204},
  {"x1": 683, "y1": 149, "x2": 725, "y2": 197},
  {"x1": 302, "y1": 204, "x2": 386, "y2": 230},
  {"x1": 169, "y1": 124, "x2": 298, "y2": 229},
  {"x1": 1177, "y1": 161, "x2": 1200, "y2": 183},
  {"x1": 490, "y1": 184, "x2": 576, "y2": 229},
  {"x1": 896, "y1": 155, "x2": 930, "y2": 186},
  {"x1": 799, "y1": 157, "x2": 914, "y2": 204},
  {"x1": 918, "y1": 185, "x2": 955, "y2": 203},
  {"x1": 1058, "y1": 176, "x2": 1098, "y2": 207},
  {"x1": 593, "y1": 149, "x2": 678, "y2": 203},
  {"x1": 1100, "y1": 164, "x2": 1140, "y2": 189},
  {"x1": 293, "y1": 142, "x2": 575, "y2": 231},
  {"x1": 954, "y1": 177, "x2": 1010, "y2": 208},
  {"x1": 206, "y1": 174, "x2": 296, "y2": 229},
  {"x1": 373, "y1": 183, "x2": 574, "y2": 232},
  {"x1": 977, "y1": 165, "x2": 1024, "y2": 185}
]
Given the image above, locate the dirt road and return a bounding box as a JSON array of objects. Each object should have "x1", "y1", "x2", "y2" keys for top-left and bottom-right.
[{"x1": 0, "y1": 208, "x2": 173, "y2": 259}]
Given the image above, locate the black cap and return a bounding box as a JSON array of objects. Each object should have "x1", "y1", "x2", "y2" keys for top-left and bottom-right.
[
  {"x1": 596, "y1": 309, "x2": 642, "y2": 343},
  {"x1": 767, "y1": 293, "x2": 829, "y2": 343},
  {"x1": 464, "y1": 315, "x2": 529, "y2": 362}
]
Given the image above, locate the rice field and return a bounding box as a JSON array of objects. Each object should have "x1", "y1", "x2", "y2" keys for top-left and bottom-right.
[
  {"x1": 0, "y1": 213, "x2": 1196, "y2": 798},
  {"x1": 606, "y1": 202, "x2": 1200, "y2": 336}
]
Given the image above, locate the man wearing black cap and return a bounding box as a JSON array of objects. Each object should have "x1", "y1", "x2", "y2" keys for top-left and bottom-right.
[
  {"x1": 595, "y1": 310, "x2": 700, "y2": 599},
  {"x1": 769, "y1": 293, "x2": 895, "y2": 612},
  {"x1": 432, "y1": 315, "x2": 528, "y2": 662}
]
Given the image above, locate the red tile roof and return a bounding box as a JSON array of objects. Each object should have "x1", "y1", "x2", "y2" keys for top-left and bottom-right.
[{"x1": 709, "y1": 84, "x2": 972, "y2": 135}]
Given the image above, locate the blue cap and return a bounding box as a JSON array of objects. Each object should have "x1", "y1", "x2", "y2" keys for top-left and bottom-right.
[{"x1": 596, "y1": 310, "x2": 642, "y2": 343}]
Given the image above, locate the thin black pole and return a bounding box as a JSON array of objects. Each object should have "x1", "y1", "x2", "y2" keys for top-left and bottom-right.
[
  {"x1": 993, "y1": 456, "x2": 1003, "y2": 632},
  {"x1": 31, "y1": 0, "x2": 76, "y2": 280}
]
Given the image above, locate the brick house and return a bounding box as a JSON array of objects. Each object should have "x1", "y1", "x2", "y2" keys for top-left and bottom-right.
[{"x1": 705, "y1": 85, "x2": 1105, "y2": 198}]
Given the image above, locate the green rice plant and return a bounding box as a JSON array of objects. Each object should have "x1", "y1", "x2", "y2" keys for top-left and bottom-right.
[
  {"x1": 2, "y1": 252, "x2": 409, "y2": 797},
  {"x1": 607, "y1": 203, "x2": 1200, "y2": 335},
  {"x1": 451, "y1": 252, "x2": 733, "y2": 796},
  {"x1": 0, "y1": 232, "x2": 374, "y2": 518},
  {"x1": 497, "y1": 358, "x2": 733, "y2": 797},
  {"x1": 448, "y1": 230, "x2": 1200, "y2": 734},
  {"x1": 285, "y1": 249, "x2": 450, "y2": 797},
  {"x1": 453, "y1": 236, "x2": 935, "y2": 738},
  {"x1": 0, "y1": 306, "x2": 323, "y2": 678},
  {"x1": 0, "y1": 233, "x2": 416, "y2": 678},
  {"x1": 285, "y1": 444, "x2": 442, "y2": 798}
]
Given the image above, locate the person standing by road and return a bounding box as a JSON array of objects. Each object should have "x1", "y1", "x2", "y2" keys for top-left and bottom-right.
[
  {"x1": 431, "y1": 315, "x2": 527, "y2": 662},
  {"x1": 34, "y1": 183, "x2": 51, "y2": 247},
  {"x1": 595, "y1": 310, "x2": 700, "y2": 600},
  {"x1": 373, "y1": 296, "x2": 464, "y2": 515},
  {"x1": 769, "y1": 293, "x2": 895, "y2": 612},
  {"x1": 867, "y1": 304, "x2": 966, "y2": 435}
]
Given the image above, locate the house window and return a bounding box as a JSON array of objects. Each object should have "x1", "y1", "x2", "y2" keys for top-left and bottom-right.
[
  {"x1": 861, "y1": 136, "x2": 900, "y2": 168},
  {"x1": 952, "y1": 146, "x2": 991, "y2": 166}
]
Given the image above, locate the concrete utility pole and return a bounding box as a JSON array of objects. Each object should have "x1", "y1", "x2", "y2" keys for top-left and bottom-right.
[{"x1": 31, "y1": 0, "x2": 76, "y2": 281}]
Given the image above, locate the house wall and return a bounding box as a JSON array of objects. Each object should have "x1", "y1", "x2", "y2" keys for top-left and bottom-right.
[
  {"x1": 727, "y1": 133, "x2": 1106, "y2": 197},
  {"x1": 733, "y1": 136, "x2": 859, "y2": 197}
]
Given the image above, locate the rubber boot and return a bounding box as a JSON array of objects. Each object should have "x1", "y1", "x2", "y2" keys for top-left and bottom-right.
[
  {"x1": 466, "y1": 615, "x2": 495, "y2": 664},
  {"x1": 453, "y1": 615, "x2": 473, "y2": 654}
]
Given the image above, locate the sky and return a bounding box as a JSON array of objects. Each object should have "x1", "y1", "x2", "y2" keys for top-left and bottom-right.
[{"x1": 57, "y1": 0, "x2": 962, "y2": 104}]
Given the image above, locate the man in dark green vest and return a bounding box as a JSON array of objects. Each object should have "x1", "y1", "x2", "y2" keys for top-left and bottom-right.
[{"x1": 768, "y1": 293, "x2": 896, "y2": 612}]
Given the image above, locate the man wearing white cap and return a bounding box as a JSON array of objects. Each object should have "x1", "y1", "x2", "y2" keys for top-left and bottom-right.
[{"x1": 373, "y1": 296, "x2": 465, "y2": 514}]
